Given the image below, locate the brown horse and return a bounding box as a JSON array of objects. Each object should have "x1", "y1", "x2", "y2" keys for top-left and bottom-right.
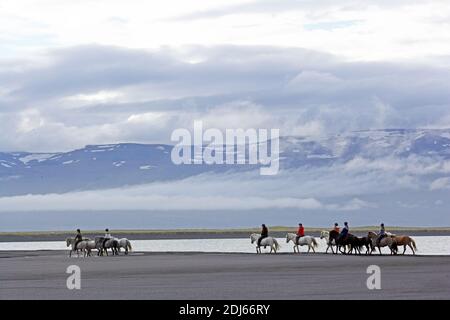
[
  {"x1": 392, "y1": 235, "x2": 417, "y2": 255},
  {"x1": 367, "y1": 231, "x2": 398, "y2": 255},
  {"x1": 329, "y1": 230, "x2": 361, "y2": 255}
]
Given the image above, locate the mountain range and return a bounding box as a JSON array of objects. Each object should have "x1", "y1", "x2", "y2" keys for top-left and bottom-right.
[{"x1": 1, "y1": 129, "x2": 450, "y2": 197}]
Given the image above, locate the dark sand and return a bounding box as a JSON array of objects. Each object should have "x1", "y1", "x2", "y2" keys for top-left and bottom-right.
[{"x1": 1, "y1": 251, "x2": 449, "y2": 300}]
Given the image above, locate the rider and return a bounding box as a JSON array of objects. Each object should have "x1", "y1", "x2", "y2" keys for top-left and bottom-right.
[
  {"x1": 74, "y1": 229, "x2": 83, "y2": 250},
  {"x1": 333, "y1": 223, "x2": 340, "y2": 233},
  {"x1": 338, "y1": 222, "x2": 349, "y2": 242},
  {"x1": 258, "y1": 224, "x2": 269, "y2": 247},
  {"x1": 102, "y1": 228, "x2": 112, "y2": 249},
  {"x1": 376, "y1": 223, "x2": 386, "y2": 246},
  {"x1": 296, "y1": 223, "x2": 305, "y2": 244}
]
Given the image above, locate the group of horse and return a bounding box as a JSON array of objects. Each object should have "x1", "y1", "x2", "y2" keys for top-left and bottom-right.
[
  {"x1": 251, "y1": 230, "x2": 417, "y2": 255},
  {"x1": 65, "y1": 236, "x2": 132, "y2": 257}
]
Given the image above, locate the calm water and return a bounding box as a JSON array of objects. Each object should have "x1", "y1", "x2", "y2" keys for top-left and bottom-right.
[{"x1": 0, "y1": 236, "x2": 449, "y2": 255}]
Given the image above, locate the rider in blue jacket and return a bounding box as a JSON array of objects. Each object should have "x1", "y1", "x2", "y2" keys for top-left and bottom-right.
[{"x1": 338, "y1": 222, "x2": 349, "y2": 242}]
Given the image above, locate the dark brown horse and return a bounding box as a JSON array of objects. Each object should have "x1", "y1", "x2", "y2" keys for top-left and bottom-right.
[
  {"x1": 329, "y1": 230, "x2": 361, "y2": 254},
  {"x1": 356, "y1": 236, "x2": 374, "y2": 255}
]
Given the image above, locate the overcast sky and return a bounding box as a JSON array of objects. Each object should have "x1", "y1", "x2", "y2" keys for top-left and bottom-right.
[{"x1": 1, "y1": 0, "x2": 450, "y2": 152}]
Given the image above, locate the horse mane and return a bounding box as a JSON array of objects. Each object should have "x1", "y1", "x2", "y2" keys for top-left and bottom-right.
[{"x1": 329, "y1": 229, "x2": 339, "y2": 237}]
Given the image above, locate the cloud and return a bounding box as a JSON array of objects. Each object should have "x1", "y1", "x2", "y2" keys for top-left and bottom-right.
[
  {"x1": 430, "y1": 177, "x2": 450, "y2": 191},
  {"x1": 170, "y1": 0, "x2": 419, "y2": 21},
  {"x1": 326, "y1": 198, "x2": 377, "y2": 211},
  {"x1": 1, "y1": 44, "x2": 450, "y2": 152},
  {"x1": 0, "y1": 176, "x2": 377, "y2": 212}
]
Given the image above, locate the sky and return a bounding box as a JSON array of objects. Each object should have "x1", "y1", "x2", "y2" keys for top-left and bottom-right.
[
  {"x1": 1, "y1": 1, "x2": 450, "y2": 229},
  {"x1": 1, "y1": 0, "x2": 450, "y2": 152}
]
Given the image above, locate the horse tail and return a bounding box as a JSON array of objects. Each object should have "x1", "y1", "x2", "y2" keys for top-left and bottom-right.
[
  {"x1": 127, "y1": 240, "x2": 132, "y2": 252},
  {"x1": 312, "y1": 237, "x2": 318, "y2": 248},
  {"x1": 411, "y1": 238, "x2": 417, "y2": 251},
  {"x1": 273, "y1": 238, "x2": 281, "y2": 251}
]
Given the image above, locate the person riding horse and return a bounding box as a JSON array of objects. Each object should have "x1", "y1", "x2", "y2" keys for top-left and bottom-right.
[
  {"x1": 102, "y1": 228, "x2": 112, "y2": 249},
  {"x1": 333, "y1": 223, "x2": 340, "y2": 233},
  {"x1": 338, "y1": 222, "x2": 349, "y2": 242},
  {"x1": 74, "y1": 229, "x2": 83, "y2": 251},
  {"x1": 258, "y1": 224, "x2": 269, "y2": 247},
  {"x1": 376, "y1": 223, "x2": 386, "y2": 246},
  {"x1": 296, "y1": 223, "x2": 305, "y2": 245}
]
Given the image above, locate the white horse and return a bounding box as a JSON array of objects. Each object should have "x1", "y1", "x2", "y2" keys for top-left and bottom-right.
[
  {"x1": 250, "y1": 233, "x2": 280, "y2": 253},
  {"x1": 116, "y1": 238, "x2": 133, "y2": 255},
  {"x1": 94, "y1": 236, "x2": 119, "y2": 256},
  {"x1": 83, "y1": 240, "x2": 97, "y2": 256},
  {"x1": 66, "y1": 237, "x2": 95, "y2": 257},
  {"x1": 320, "y1": 230, "x2": 337, "y2": 253},
  {"x1": 285, "y1": 233, "x2": 318, "y2": 253}
]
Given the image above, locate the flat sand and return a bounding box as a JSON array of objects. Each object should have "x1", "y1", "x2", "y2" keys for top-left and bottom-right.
[{"x1": 1, "y1": 251, "x2": 449, "y2": 300}]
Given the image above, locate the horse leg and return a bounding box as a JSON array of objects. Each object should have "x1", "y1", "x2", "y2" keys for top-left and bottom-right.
[
  {"x1": 403, "y1": 245, "x2": 407, "y2": 255},
  {"x1": 378, "y1": 246, "x2": 382, "y2": 256},
  {"x1": 408, "y1": 243, "x2": 415, "y2": 255}
]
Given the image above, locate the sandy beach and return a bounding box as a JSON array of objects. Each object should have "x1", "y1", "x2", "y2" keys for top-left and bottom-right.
[{"x1": 1, "y1": 251, "x2": 449, "y2": 300}]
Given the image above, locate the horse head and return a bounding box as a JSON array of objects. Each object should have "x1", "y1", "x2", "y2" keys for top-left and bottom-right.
[
  {"x1": 320, "y1": 230, "x2": 329, "y2": 239},
  {"x1": 367, "y1": 231, "x2": 377, "y2": 238},
  {"x1": 94, "y1": 236, "x2": 105, "y2": 248},
  {"x1": 65, "y1": 238, "x2": 72, "y2": 247}
]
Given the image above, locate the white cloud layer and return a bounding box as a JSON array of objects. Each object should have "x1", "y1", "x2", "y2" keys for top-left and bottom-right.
[
  {"x1": 0, "y1": 44, "x2": 449, "y2": 152},
  {"x1": 2, "y1": 0, "x2": 450, "y2": 61}
]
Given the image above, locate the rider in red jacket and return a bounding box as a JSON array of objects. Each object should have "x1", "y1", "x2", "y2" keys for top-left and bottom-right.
[{"x1": 296, "y1": 223, "x2": 305, "y2": 244}]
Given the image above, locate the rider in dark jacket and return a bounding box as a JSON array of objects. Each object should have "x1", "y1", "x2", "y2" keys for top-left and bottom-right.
[
  {"x1": 74, "y1": 229, "x2": 83, "y2": 250},
  {"x1": 102, "y1": 228, "x2": 111, "y2": 249},
  {"x1": 258, "y1": 224, "x2": 269, "y2": 247},
  {"x1": 338, "y1": 222, "x2": 349, "y2": 242}
]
